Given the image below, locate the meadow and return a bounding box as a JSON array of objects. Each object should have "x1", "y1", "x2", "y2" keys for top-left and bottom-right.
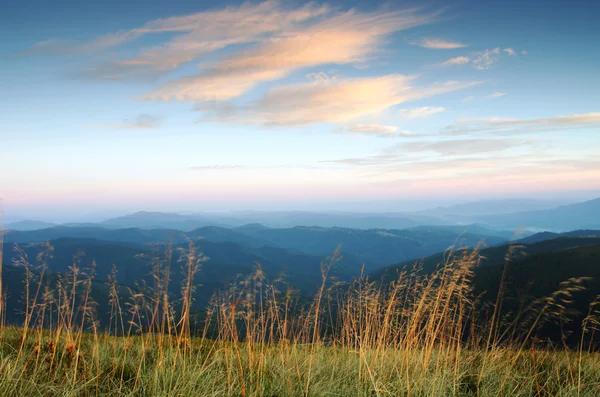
[{"x1": 1, "y1": 242, "x2": 600, "y2": 396}]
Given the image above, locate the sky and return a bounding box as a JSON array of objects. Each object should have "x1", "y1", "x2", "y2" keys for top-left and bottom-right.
[{"x1": 1, "y1": 0, "x2": 600, "y2": 220}]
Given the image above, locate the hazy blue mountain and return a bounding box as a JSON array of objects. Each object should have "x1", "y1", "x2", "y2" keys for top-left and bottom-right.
[
  {"x1": 473, "y1": 198, "x2": 600, "y2": 232},
  {"x1": 5, "y1": 223, "x2": 508, "y2": 269},
  {"x1": 98, "y1": 210, "x2": 446, "y2": 230},
  {"x1": 215, "y1": 211, "x2": 443, "y2": 229},
  {"x1": 5, "y1": 220, "x2": 57, "y2": 231},
  {"x1": 100, "y1": 211, "x2": 231, "y2": 230},
  {"x1": 4, "y1": 225, "x2": 269, "y2": 247},
  {"x1": 2, "y1": 237, "x2": 366, "y2": 303},
  {"x1": 232, "y1": 225, "x2": 508, "y2": 266},
  {"x1": 402, "y1": 224, "x2": 519, "y2": 240},
  {"x1": 416, "y1": 198, "x2": 571, "y2": 218}
]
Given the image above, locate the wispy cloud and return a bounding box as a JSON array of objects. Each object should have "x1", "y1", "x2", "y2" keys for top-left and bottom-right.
[
  {"x1": 410, "y1": 37, "x2": 468, "y2": 49},
  {"x1": 27, "y1": 1, "x2": 436, "y2": 94},
  {"x1": 90, "y1": 114, "x2": 163, "y2": 129},
  {"x1": 402, "y1": 138, "x2": 529, "y2": 156},
  {"x1": 340, "y1": 124, "x2": 411, "y2": 138},
  {"x1": 138, "y1": 5, "x2": 436, "y2": 102},
  {"x1": 400, "y1": 106, "x2": 446, "y2": 118},
  {"x1": 462, "y1": 96, "x2": 474, "y2": 103},
  {"x1": 472, "y1": 47, "x2": 501, "y2": 70},
  {"x1": 442, "y1": 56, "x2": 470, "y2": 66},
  {"x1": 324, "y1": 138, "x2": 535, "y2": 168},
  {"x1": 446, "y1": 112, "x2": 600, "y2": 135},
  {"x1": 199, "y1": 75, "x2": 476, "y2": 126},
  {"x1": 442, "y1": 47, "x2": 524, "y2": 70},
  {"x1": 487, "y1": 92, "x2": 506, "y2": 98}
]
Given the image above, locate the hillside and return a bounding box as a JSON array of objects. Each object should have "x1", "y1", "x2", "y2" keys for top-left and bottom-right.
[
  {"x1": 372, "y1": 236, "x2": 600, "y2": 281},
  {"x1": 1, "y1": 237, "x2": 366, "y2": 311}
]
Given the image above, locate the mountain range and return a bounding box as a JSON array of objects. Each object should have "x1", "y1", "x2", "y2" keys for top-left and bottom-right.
[{"x1": 7, "y1": 197, "x2": 600, "y2": 232}]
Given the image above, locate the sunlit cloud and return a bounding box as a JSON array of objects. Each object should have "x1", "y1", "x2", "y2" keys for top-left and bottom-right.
[
  {"x1": 200, "y1": 75, "x2": 476, "y2": 126},
  {"x1": 340, "y1": 124, "x2": 405, "y2": 138},
  {"x1": 442, "y1": 56, "x2": 470, "y2": 66},
  {"x1": 400, "y1": 106, "x2": 446, "y2": 118},
  {"x1": 410, "y1": 37, "x2": 468, "y2": 49},
  {"x1": 447, "y1": 112, "x2": 600, "y2": 135},
  {"x1": 24, "y1": 1, "x2": 437, "y2": 89},
  {"x1": 139, "y1": 5, "x2": 436, "y2": 101}
]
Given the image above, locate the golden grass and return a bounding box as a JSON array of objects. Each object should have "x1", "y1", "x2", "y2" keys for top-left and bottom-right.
[{"x1": 1, "y1": 241, "x2": 600, "y2": 396}]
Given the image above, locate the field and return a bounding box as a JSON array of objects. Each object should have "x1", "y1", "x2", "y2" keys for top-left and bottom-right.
[{"x1": 1, "y1": 244, "x2": 600, "y2": 396}]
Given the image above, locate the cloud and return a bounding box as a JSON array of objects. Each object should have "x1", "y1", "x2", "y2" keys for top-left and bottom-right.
[
  {"x1": 30, "y1": 1, "x2": 436, "y2": 90},
  {"x1": 400, "y1": 106, "x2": 446, "y2": 118},
  {"x1": 472, "y1": 47, "x2": 501, "y2": 70},
  {"x1": 324, "y1": 137, "x2": 533, "y2": 168},
  {"x1": 90, "y1": 114, "x2": 163, "y2": 129},
  {"x1": 402, "y1": 138, "x2": 528, "y2": 156},
  {"x1": 446, "y1": 112, "x2": 600, "y2": 135},
  {"x1": 139, "y1": 5, "x2": 436, "y2": 102},
  {"x1": 341, "y1": 124, "x2": 408, "y2": 138},
  {"x1": 487, "y1": 92, "x2": 506, "y2": 98},
  {"x1": 411, "y1": 37, "x2": 468, "y2": 49},
  {"x1": 462, "y1": 96, "x2": 474, "y2": 103},
  {"x1": 16, "y1": 39, "x2": 79, "y2": 56},
  {"x1": 442, "y1": 56, "x2": 470, "y2": 66},
  {"x1": 200, "y1": 75, "x2": 476, "y2": 126},
  {"x1": 442, "y1": 47, "x2": 522, "y2": 69}
]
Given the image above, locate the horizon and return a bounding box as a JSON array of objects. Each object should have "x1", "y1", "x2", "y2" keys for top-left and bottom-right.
[
  {"x1": 4, "y1": 194, "x2": 599, "y2": 225},
  {"x1": 2, "y1": 0, "x2": 600, "y2": 218}
]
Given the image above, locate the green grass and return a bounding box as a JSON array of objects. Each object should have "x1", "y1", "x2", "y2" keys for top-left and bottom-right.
[{"x1": 1, "y1": 327, "x2": 600, "y2": 396}]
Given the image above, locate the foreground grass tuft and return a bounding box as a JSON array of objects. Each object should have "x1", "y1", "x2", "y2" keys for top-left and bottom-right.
[{"x1": 1, "y1": 242, "x2": 600, "y2": 395}]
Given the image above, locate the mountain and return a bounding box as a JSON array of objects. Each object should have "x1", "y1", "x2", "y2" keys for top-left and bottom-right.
[
  {"x1": 473, "y1": 198, "x2": 600, "y2": 232},
  {"x1": 516, "y1": 229, "x2": 600, "y2": 244},
  {"x1": 232, "y1": 225, "x2": 508, "y2": 266},
  {"x1": 4, "y1": 225, "x2": 268, "y2": 247},
  {"x1": 99, "y1": 210, "x2": 445, "y2": 230},
  {"x1": 372, "y1": 236, "x2": 600, "y2": 281},
  {"x1": 5, "y1": 220, "x2": 57, "y2": 231},
  {"x1": 417, "y1": 198, "x2": 570, "y2": 218},
  {"x1": 2, "y1": 237, "x2": 367, "y2": 302},
  {"x1": 5, "y1": 224, "x2": 509, "y2": 268},
  {"x1": 472, "y1": 243, "x2": 600, "y2": 344},
  {"x1": 100, "y1": 211, "x2": 231, "y2": 230},
  {"x1": 371, "y1": 238, "x2": 600, "y2": 345}
]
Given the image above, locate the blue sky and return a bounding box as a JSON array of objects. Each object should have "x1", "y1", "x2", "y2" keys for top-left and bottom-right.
[{"x1": 1, "y1": 0, "x2": 600, "y2": 219}]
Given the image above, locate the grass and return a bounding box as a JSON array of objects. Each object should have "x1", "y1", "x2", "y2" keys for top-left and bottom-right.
[{"x1": 1, "y1": 241, "x2": 600, "y2": 396}]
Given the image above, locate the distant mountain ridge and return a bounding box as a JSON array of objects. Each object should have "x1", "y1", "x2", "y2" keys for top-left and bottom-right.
[
  {"x1": 6, "y1": 196, "x2": 599, "y2": 234},
  {"x1": 474, "y1": 198, "x2": 600, "y2": 231},
  {"x1": 417, "y1": 198, "x2": 570, "y2": 217},
  {"x1": 5, "y1": 224, "x2": 509, "y2": 268}
]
